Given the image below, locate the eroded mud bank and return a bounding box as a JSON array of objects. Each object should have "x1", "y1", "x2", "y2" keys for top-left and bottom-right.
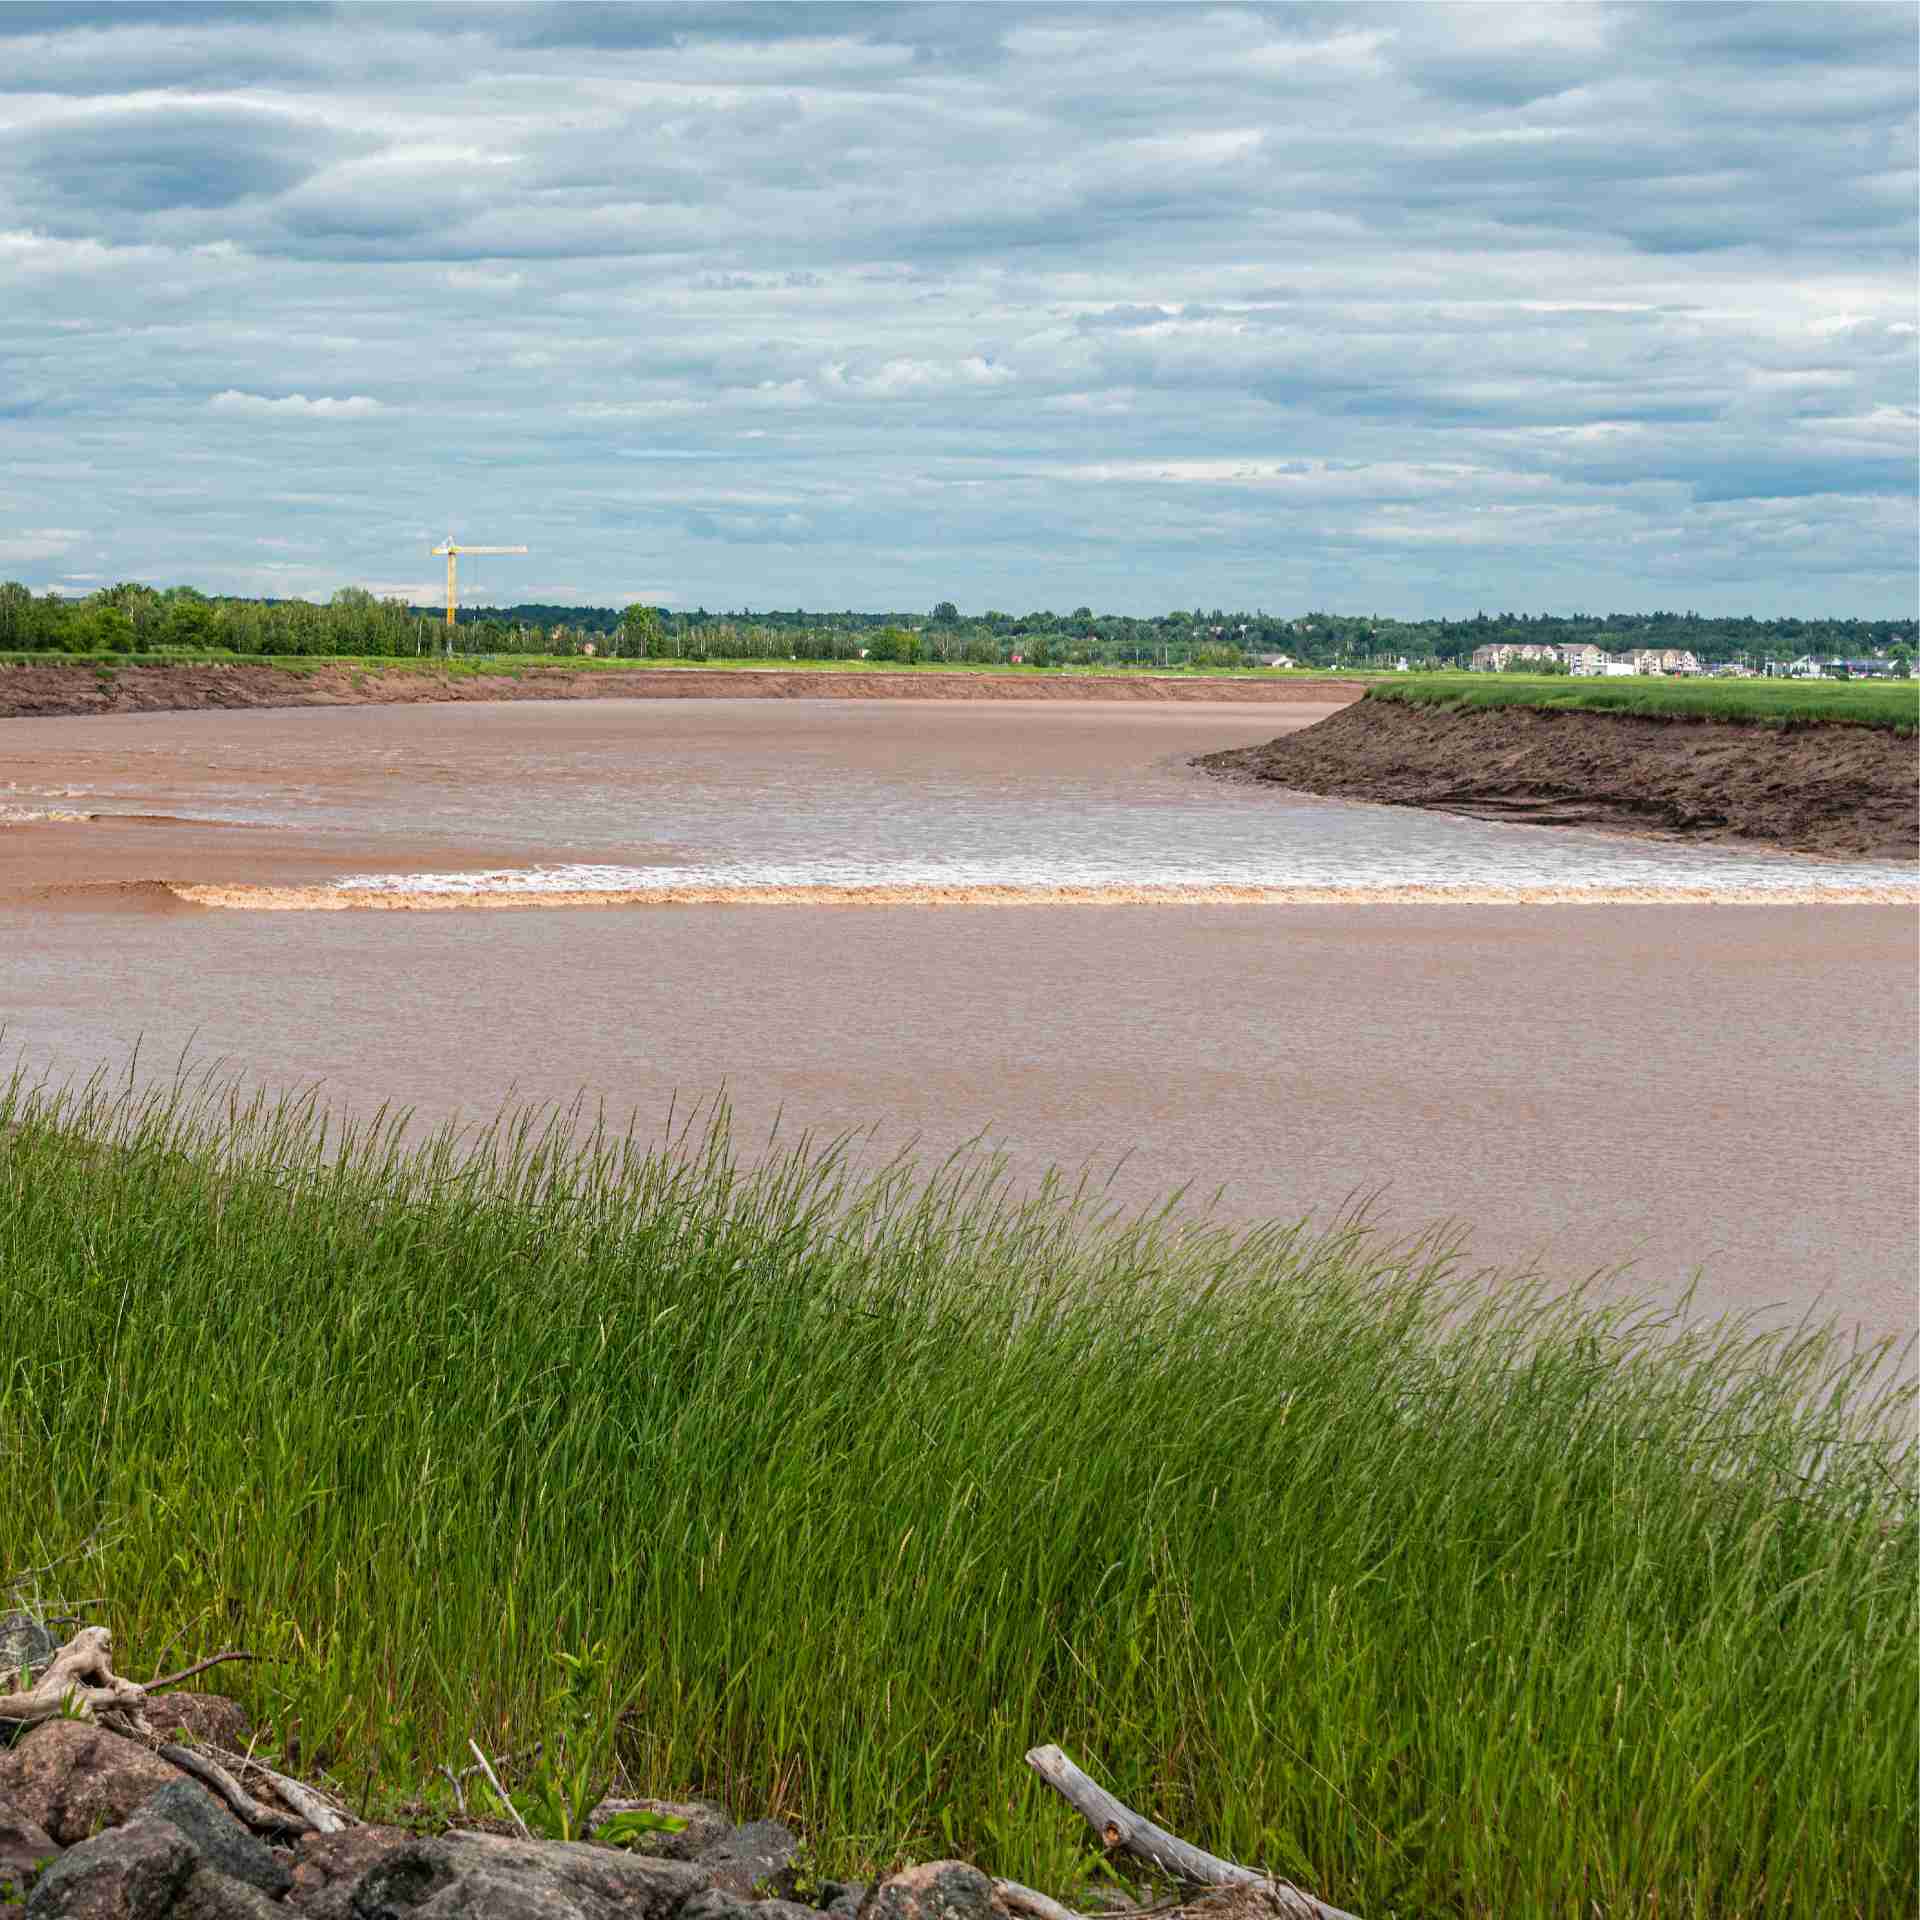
[{"x1": 1197, "y1": 697, "x2": 1919, "y2": 860}]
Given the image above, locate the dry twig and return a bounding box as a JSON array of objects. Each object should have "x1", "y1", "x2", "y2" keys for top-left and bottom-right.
[
  {"x1": 147, "y1": 1650, "x2": 260, "y2": 1693},
  {"x1": 468, "y1": 1739, "x2": 533, "y2": 1842}
]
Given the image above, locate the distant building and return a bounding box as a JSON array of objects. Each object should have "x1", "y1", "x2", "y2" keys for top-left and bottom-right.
[
  {"x1": 1559, "y1": 643, "x2": 1607, "y2": 675},
  {"x1": 1257, "y1": 652, "x2": 1297, "y2": 669},
  {"x1": 1470, "y1": 642, "x2": 1562, "y2": 672}
]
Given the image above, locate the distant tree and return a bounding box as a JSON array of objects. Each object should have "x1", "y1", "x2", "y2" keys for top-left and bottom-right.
[
  {"x1": 619, "y1": 603, "x2": 663, "y2": 658},
  {"x1": 81, "y1": 603, "x2": 135, "y2": 653},
  {"x1": 0, "y1": 581, "x2": 31, "y2": 648},
  {"x1": 931, "y1": 600, "x2": 959, "y2": 624}
]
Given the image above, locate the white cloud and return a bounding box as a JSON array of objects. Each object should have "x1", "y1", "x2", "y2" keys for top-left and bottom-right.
[
  {"x1": 0, "y1": 1, "x2": 1909, "y2": 613},
  {"x1": 444, "y1": 265, "x2": 525, "y2": 293},
  {"x1": 0, "y1": 528, "x2": 86, "y2": 562},
  {"x1": 210, "y1": 390, "x2": 385, "y2": 418}
]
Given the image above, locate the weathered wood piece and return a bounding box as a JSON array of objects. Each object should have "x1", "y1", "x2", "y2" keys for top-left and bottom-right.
[
  {"x1": 159, "y1": 1741, "x2": 308, "y2": 1837},
  {"x1": 994, "y1": 1877, "x2": 1088, "y2": 1920},
  {"x1": 1023, "y1": 1745, "x2": 1359, "y2": 1920},
  {"x1": 195, "y1": 1742, "x2": 356, "y2": 1835},
  {"x1": 246, "y1": 1760, "x2": 353, "y2": 1835},
  {"x1": 0, "y1": 1626, "x2": 147, "y2": 1729}
]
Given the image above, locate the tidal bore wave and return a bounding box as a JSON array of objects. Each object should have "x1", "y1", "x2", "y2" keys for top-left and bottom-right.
[{"x1": 171, "y1": 878, "x2": 1920, "y2": 910}]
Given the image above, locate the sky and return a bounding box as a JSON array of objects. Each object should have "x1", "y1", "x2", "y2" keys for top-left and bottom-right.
[{"x1": 0, "y1": 1, "x2": 1914, "y2": 618}]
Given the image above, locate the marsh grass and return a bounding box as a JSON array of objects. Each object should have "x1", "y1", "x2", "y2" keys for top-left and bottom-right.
[
  {"x1": 1369, "y1": 673, "x2": 1919, "y2": 734},
  {"x1": 0, "y1": 1065, "x2": 1911, "y2": 1915}
]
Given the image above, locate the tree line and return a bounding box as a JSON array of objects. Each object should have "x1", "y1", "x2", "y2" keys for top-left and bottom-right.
[{"x1": 1, "y1": 580, "x2": 1911, "y2": 671}]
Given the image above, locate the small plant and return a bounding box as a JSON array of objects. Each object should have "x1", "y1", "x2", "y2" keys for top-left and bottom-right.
[{"x1": 483, "y1": 1643, "x2": 683, "y2": 1848}]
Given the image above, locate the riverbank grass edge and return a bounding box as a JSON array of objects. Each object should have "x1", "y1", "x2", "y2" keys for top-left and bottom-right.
[
  {"x1": 1, "y1": 1068, "x2": 1912, "y2": 1916},
  {"x1": 1366, "y1": 672, "x2": 1919, "y2": 733}
]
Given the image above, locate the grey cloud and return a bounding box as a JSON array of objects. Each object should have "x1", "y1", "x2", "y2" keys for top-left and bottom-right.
[
  {"x1": 0, "y1": 0, "x2": 1911, "y2": 614},
  {"x1": 6, "y1": 106, "x2": 351, "y2": 222}
]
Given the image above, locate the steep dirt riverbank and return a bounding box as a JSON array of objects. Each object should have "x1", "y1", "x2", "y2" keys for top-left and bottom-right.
[
  {"x1": 1197, "y1": 697, "x2": 1920, "y2": 860},
  {"x1": 0, "y1": 660, "x2": 1362, "y2": 719}
]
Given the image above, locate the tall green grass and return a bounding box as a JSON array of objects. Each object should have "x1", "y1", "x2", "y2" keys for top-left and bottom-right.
[
  {"x1": 1368, "y1": 673, "x2": 1920, "y2": 734},
  {"x1": 0, "y1": 1067, "x2": 1911, "y2": 1915}
]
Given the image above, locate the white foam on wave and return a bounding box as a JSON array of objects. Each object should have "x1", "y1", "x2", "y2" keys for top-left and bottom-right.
[{"x1": 327, "y1": 857, "x2": 1920, "y2": 901}]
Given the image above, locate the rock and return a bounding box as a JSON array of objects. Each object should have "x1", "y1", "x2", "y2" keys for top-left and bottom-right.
[
  {"x1": 22, "y1": 1814, "x2": 196, "y2": 1919},
  {"x1": 824, "y1": 1888, "x2": 867, "y2": 1920},
  {"x1": 858, "y1": 1862, "x2": 1002, "y2": 1920},
  {"x1": 680, "y1": 1893, "x2": 825, "y2": 1920},
  {"x1": 348, "y1": 1832, "x2": 706, "y2": 1920},
  {"x1": 288, "y1": 1826, "x2": 411, "y2": 1917},
  {"x1": 0, "y1": 1723, "x2": 186, "y2": 1846},
  {"x1": 0, "y1": 1616, "x2": 62, "y2": 1748},
  {"x1": 692, "y1": 1818, "x2": 801, "y2": 1897},
  {"x1": 0, "y1": 1614, "x2": 58, "y2": 1681},
  {"x1": 410, "y1": 1867, "x2": 624, "y2": 1919},
  {"x1": 585, "y1": 1796, "x2": 731, "y2": 1860},
  {"x1": 142, "y1": 1697, "x2": 251, "y2": 1753},
  {"x1": 137, "y1": 1781, "x2": 292, "y2": 1897},
  {"x1": 0, "y1": 1798, "x2": 61, "y2": 1901},
  {"x1": 174, "y1": 1866, "x2": 288, "y2": 1920}
]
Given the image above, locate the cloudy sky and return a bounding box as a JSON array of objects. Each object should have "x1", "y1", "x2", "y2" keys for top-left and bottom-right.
[{"x1": 1, "y1": 2, "x2": 1914, "y2": 616}]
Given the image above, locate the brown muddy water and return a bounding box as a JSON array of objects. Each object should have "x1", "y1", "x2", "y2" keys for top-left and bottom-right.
[{"x1": 3, "y1": 698, "x2": 1915, "y2": 1349}]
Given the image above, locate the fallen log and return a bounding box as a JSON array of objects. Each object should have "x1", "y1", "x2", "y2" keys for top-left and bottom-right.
[
  {"x1": 0, "y1": 1625, "x2": 146, "y2": 1729},
  {"x1": 1023, "y1": 1745, "x2": 1359, "y2": 1920}
]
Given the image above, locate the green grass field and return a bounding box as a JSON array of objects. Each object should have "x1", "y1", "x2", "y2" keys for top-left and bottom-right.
[
  {"x1": 1367, "y1": 672, "x2": 1919, "y2": 734},
  {"x1": 0, "y1": 649, "x2": 1360, "y2": 682},
  {"x1": 0, "y1": 1068, "x2": 1911, "y2": 1916}
]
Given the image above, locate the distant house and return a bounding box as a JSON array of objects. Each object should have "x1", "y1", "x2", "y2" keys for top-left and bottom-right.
[
  {"x1": 1257, "y1": 652, "x2": 1297, "y2": 669},
  {"x1": 1626, "y1": 648, "x2": 1702, "y2": 676},
  {"x1": 1471, "y1": 642, "x2": 1561, "y2": 672},
  {"x1": 1559, "y1": 643, "x2": 1606, "y2": 675}
]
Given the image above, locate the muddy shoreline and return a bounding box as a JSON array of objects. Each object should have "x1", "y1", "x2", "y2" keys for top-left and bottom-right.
[
  {"x1": 0, "y1": 659, "x2": 1362, "y2": 720},
  {"x1": 1197, "y1": 697, "x2": 1920, "y2": 861}
]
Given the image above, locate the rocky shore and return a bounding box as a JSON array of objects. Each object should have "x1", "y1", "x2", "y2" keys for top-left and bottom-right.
[
  {"x1": 0, "y1": 1618, "x2": 1348, "y2": 1920},
  {"x1": 1196, "y1": 695, "x2": 1920, "y2": 860},
  {"x1": 0, "y1": 661, "x2": 1360, "y2": 722}
]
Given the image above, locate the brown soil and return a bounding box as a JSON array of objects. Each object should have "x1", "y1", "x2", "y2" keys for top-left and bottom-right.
[
  {"x1": 1197, "y1": 698, "x2": 1920, "y2": 861},
  {"x1": 0, "y1": 660, "x2": 1362, "y2": 720}
]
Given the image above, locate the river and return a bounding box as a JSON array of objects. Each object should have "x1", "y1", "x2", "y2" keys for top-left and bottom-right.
[{"x1": 3, "y1": 695, "x2": 1914, "y2": 1349}]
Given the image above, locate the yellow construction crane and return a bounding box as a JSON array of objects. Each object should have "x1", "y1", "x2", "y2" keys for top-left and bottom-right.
[{"x1": 430, "y1": 534, "x2": 528, "y2": 633}]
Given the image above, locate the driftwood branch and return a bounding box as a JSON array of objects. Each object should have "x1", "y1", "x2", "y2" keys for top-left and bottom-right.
[
  {"x1": 994, "y1": 1879, "x2": 1088, "y2": 1920},
  {"x1": 0, "y1": 1626, "x2": 146, "y2": 1729},
  {"x1": 160, "y1": 1743, "x2": 307, "y2": 1838},
  {"x1": 1024, "y1": 1745, "x2": 1359, "y2": 1920},
  {"x1": 191, "y1": 1743, "x2": 357, "y2": 1835},
  {"x1": 147, "y1": 1650, "x2": 259, "y2": 1693}
]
